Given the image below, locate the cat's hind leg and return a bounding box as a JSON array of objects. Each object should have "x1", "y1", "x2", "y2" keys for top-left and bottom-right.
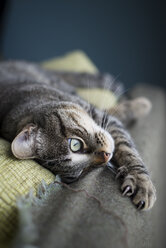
[{"x1": 107, "y1": 97, "x2": 152, "y2": 126}]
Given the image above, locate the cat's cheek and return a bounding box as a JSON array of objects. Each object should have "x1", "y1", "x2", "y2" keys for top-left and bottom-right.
[{"x1": 69, "y1": 153, "x2": 90, "y2": 164}]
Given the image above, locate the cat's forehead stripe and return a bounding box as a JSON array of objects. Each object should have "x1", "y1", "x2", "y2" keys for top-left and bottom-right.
[
  {"x1": 68, "y1": 113, "x2": 89, "y2": 136},
  {"x1": 63, "y1": 107, "x2": 96, "y2": 130},
  {"x1": 59, "y1": 104, "x2": 88, "y2": 115},
  {"x1": 58, "y1": 104, "x2": 114, "y2": 151}
]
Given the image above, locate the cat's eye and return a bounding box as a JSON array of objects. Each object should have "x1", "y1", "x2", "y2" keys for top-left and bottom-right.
[{"x1": 68, "y1": 138, "x2": 83, "y2": 152}]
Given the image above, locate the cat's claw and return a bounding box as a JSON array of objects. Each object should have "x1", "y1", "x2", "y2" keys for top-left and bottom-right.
[
  {"x1": 117, "y1": 166, "x2": 156, "y2": 210},
  {"x1": 122, "y1": 185, "x2": 133, "y2": 196},
  {"x1": 120, "y1": 173, "x2": 156, "y2": 210},
  {"x1": 136, "y1": 200, "x2": 145, "y2": 210}
]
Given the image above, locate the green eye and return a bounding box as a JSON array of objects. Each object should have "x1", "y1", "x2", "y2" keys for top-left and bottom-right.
[{"x1": 69, "y1": 138, "x2": 83, "y2": 152}]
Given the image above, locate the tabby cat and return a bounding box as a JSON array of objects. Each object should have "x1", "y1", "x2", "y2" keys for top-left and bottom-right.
[{"x1": 0, "y1": 61, "x2": 156, "y2": 210}]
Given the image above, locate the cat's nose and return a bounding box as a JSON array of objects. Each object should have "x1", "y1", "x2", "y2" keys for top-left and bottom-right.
[
  {"x1": 94, "y1": 151, "x2": 111, "y2": 164},
  {"x1": 103, "y1": 152, "x2": 111, "y2": 162}
]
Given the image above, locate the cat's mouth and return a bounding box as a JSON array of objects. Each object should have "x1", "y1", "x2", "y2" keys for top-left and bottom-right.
[{"x1": 59, "y1": 152, "x2": 113, "y2": 183}]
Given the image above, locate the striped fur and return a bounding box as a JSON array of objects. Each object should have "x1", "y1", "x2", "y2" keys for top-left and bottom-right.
[{"x1": 0, "y1": 61, "x2": 156, "y2": 210}]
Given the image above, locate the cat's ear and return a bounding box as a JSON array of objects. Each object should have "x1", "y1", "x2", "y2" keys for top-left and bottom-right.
[{"x1": 11, "y1": 124, "x2": 37, "y2": 159}]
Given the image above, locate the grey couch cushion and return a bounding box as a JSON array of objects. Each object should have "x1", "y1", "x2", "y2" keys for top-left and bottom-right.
[{"x1": 13, "y1": 85, "x2": 166, "y2": 248}]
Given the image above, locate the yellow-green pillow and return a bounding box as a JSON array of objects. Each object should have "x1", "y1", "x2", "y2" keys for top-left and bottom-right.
[
  {"x1": 0, "y1": 139, "x2": 56, "y2": 247},
  {"x1": 41, "y1": 50, "x2": 98, "y2": 74}
]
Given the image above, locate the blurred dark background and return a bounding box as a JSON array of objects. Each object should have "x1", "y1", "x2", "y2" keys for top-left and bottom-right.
[{"x1": 0, "y1": 0, "x2": 165, "y2": 88}]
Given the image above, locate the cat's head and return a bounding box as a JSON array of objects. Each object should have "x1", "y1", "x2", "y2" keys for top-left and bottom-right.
[{"x1": 11, "y1": 102, "x2": 114, "y2": 182}]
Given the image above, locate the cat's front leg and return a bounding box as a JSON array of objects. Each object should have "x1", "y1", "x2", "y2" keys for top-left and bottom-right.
[{"x1": 108, "y1": 117, "x2": 156, "y2": 210}]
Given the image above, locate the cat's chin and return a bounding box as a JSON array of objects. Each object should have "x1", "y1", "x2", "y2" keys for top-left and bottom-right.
[
  {"x1": 60, "y1": 169, "x2": 83, "y2": 184},
  {"x1": 60, "y1": 175, "x2": 80, "y2": 184}
]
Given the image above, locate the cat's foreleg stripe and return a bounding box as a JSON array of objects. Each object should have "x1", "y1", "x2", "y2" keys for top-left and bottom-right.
[
  {"x1": 132, "y1": 169, "x2": 149, "y2": 175},
  {"x1": 113, "y1": 134, "x2": 130, "y2": 141},
  {"x1": 113, "y1": 150, "x2": 138, "y2": 165},
  {"x1": 115, "y1": 140, "x2": 133, "y2": 149},
  {"x1": 106, "y1": 117, "x2": 156, "y2": 210},
  {"x1": 110, "y1": 129, "x2": 126, "y2": 136},
  {"x1": 129, "y1": 164, "x2": 149, "y2": 172},
  {"x1": 110, "y1": 123, "x2": 125, "y2": 130}
]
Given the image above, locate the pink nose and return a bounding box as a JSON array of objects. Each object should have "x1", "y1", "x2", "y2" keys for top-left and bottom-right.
[
  {"x1": 94, "y1": 151, "x2": 111, "y2": 164},
  {"x1": 103, "y1": 152, "x2": 111, "y2": 162}
]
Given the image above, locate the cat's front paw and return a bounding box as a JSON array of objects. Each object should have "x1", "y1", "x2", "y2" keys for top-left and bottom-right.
[{"x1": 116, "y1": 166, "x2": 156, "y2": 210}]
